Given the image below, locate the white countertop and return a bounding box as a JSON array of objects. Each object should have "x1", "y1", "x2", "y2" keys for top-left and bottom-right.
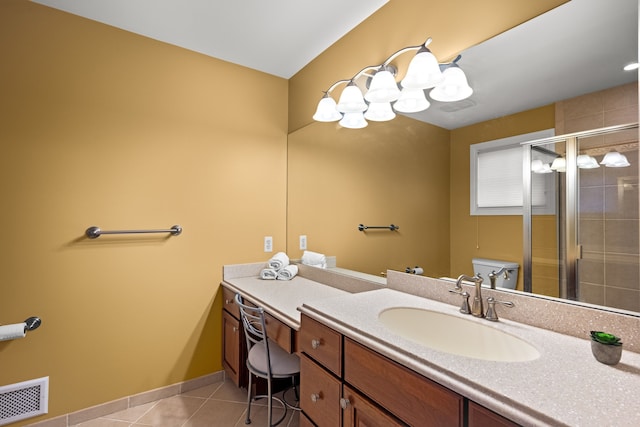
[
  {"x1": 222, "y1": 275, "x2": 352, "y2": 329},
  {"x1": 299, "y1": 288, "x2": 640, "y2": 427}
]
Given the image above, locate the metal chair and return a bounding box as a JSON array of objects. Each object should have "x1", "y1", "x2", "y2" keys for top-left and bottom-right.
[{"x1": 234, "y1": 293, "x2": 300, "y2": 426}]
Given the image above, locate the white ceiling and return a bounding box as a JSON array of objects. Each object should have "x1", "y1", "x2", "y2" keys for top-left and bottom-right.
[
  {"x1": 32, "y1": 0, "x2": 388, "y2": 79},
  {"x1": 32, "y1": 0, "x2": 637, "y2": 130},
  {"x1": 406, "y1": 0, "x2": 639, "y2": 129}
]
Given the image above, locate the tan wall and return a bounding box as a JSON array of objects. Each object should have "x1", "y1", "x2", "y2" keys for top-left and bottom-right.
[
  {"x1": 449, "y1": 106, "x2": 557, "y2": 289},
  {"x1": 288, "y1": 0, "x2": 567, "y2": 133},
  {"x1": 0, "y1": 1, "x2": 287, "y2": 424},
  {"x1": 287, "y1": 116, "x2": 451, "y2": 277}
]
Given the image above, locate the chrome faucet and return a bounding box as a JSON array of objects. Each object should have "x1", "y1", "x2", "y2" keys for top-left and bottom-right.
[
  {"x1": 488, "y1": 268, "x2": 510, "y2": 289},
  {"x1": 450, "y1": 274, "x2": 485, "y2": 317}
]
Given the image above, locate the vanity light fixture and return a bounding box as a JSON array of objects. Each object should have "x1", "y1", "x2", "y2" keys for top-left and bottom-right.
[{"x1": 312, "y1": 37, "x2": 473, "y2": 128}]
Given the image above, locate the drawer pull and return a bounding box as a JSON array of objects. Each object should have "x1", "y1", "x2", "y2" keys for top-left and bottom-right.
[
  {"x1": 232, "y1": 326, "x2": 238, "y2": 333},
  {"x1": 340, "y1": 398, "x2": 350, "y2": 409},
  {"x1": 311, "y1": 339, "x2": 322, "y2": 349},
  {"x1": 310, "y1": 393, "x2": 322, "y2": 403},
  {"x1": 225, "y1": 299, "x2": 232, "y2": 305}
]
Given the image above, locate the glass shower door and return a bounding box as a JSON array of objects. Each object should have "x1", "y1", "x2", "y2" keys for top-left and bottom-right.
[{"x1": 524, "y1": 124, "x2": 640, "y2": 313}]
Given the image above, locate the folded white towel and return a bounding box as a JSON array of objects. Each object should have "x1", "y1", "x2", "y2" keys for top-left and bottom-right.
[
  {"x1": 268, "y1": 252, "x2": 289, "y2": 270},
  {"x1": 276, "y1": 264, "x2": 298, "y2": 280},
  {"x1": 260, "y1": 268, "x2": 278, "y2": 280},
  {"x1": 301, "y1": 250, "x2": 327, "y2": 268}
]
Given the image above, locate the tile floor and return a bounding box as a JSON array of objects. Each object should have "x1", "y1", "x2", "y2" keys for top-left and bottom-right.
[{"x1": 70, "y1": 379, "x2": 300, "y2": 427}]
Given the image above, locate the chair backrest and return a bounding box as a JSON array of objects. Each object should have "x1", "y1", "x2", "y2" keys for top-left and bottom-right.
[{"x1": 234, "y1": 293, "x2": 273, "y2": 376}]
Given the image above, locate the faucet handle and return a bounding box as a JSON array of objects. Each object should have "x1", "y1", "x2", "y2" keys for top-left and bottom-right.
[
  {"x1": 485, "y1": 297, "x2": 514, "y2": 321},
  {"x1": 448, "y1": 290, "x2": 470, "y2": 314}
]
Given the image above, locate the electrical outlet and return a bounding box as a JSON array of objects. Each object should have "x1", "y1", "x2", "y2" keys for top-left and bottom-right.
[
  {"x1": 264, "y1": 236, "x2": 273, "y2": 252},
  {"x1": 299, "y1": 235, "x2": 307, "y2": 250}
]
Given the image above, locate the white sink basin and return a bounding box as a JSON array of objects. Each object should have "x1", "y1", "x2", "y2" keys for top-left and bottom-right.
[{"x1": 378, "y1": 307, "x2": 540, "y2": 362}]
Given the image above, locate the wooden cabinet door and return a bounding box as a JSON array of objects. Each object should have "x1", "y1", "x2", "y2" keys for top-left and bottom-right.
[
  {"x1": 468, "y1": 401, "x2": 520, "y2": 427},
  {"x1": 344, "y1": 338, "x2": 463, "y2": 427},
  {"x1": 222, "y1": 309, "x2": 243, "y2": 387},
  {"x1": 300, "y1": 354, "x2": 341, "y2": 427},
  {"x1": 342, "y1": 384, "x2": 406, "y2": 427}
]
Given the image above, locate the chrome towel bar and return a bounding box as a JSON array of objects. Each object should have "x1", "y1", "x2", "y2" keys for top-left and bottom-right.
[
  {"x1": 358, "y1": 224, "x2": 399, "y2": 231},
  {"x1": 85, "y1": 225, "x2": 182, "y2": 239}
]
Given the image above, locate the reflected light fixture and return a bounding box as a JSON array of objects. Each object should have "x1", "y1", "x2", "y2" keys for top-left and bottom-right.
[
  {"x1": 550, "y1": 157, "x2": 566, "y2": 172},
  {"x1": 312, "y1": 37, "x2": 473, "y2": 129},
  {"x1": 577, "y1": 154, "x2": 599, "y2": 169},
  {"x1": 600, "y1": 150, "x2": 630, "y2": 167},
  {"x1": 531, "y1": 159, "x2": 553, "y2": 174},
  {"x1": 430, "y1": 57, "x2": 473, "y2": 102}
]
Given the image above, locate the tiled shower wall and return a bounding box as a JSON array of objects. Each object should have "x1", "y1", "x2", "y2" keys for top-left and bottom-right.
[{"x1": 556, "y1": 82, "x2": 639, "y2": 312}]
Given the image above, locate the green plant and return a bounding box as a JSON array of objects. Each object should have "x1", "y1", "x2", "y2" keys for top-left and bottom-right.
[{"x1": 590, "y1": 331, "x2": 622, "y2": 346}]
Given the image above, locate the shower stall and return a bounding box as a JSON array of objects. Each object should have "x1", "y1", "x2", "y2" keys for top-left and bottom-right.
[{"x1": 522, "y1": 123, "x2": 639, "y2": 313}]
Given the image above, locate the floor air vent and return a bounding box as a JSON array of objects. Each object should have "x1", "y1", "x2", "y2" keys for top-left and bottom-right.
[{"x1": 0, "y1": 377, "x2": 49, "y2": 426}]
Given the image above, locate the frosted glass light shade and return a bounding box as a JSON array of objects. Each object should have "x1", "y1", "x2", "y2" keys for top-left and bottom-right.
[
  {"x1": 337, "y1": 84, "x2": 367, "y2": 113},
  {"x1": 393, "y1": 88, "x2": 430, "y2": 113},
  {"x1": 312, "y1": 96, "x2": 342, "y2": 122},
  {"x1": 339, "y1": 112, "x2": 368, "y2": 129},
  {"x1": 577, "y1": 155, "x2": 599, "y2": 169},
  {"x1": 532, "y1": 160, "x2": 552, "y2": 174},
  {"x1": 430, "y1": 66, "x2": 473, "y2": 102},
  {"x1": 364, "y1": 102, "x2": 396, "y2": 122},
  {"x1": 600, "y1": 151, "x2": 630, "y2": 167},
  {"x1": 531, "y1": 159, "x2": 544, "y2": 173},
  {"x1": 365, "y1": 70, "x2": 400, "y2": 103},
  {"x1": 401, "y1": 50, "x2": 444, "y2": 89},
  {"x1": 550, "y1": 157, "x2": 566, "y2": 172}
]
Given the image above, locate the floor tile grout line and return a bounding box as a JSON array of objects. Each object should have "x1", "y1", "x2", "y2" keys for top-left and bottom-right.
[{"x1": 178, "y1": 397, "x2": 210, "y2": 427}]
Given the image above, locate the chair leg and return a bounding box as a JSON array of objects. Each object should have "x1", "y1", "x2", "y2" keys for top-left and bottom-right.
[
  {"x1": 267, "y1": 376, "x2": 273, "y2": 427},
  {"x1": 245, "y1": 373, "x2": 253, "y2": 425},
  {"x1": 292, "y1": 375, "x2": 299, "y2": 403}
]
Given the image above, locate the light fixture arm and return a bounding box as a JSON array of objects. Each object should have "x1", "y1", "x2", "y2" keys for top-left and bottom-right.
[
  {"x1": 321, "y1": 37, "x2": 434, "y2": 95},
  {"x1": 440, "y1": 54, "x2": 462, "y2": 70},
  {"x1": 323, "y1": 79, "x2": 351, "y2": 96},
  {"x1": 381, "y1": 37, "x2": 432, "y2": 67}
]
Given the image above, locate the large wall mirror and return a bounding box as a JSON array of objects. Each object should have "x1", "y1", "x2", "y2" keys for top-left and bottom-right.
[{"x1": 287, "y1": 0, "x2": 639, "y2": 315}]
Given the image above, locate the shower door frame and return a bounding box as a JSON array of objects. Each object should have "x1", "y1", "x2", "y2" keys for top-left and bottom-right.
[{"x1": 521, "y1": 122, "x2": 638, "y2": 298}]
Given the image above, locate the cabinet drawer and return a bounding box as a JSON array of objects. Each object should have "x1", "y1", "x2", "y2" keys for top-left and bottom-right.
[
  {"x1": 300, "y1": 314, "x2": 342, "y2": 376},
  {"x1": 300, "y1": 354, "x2": 341, "y2": 427},
  {"x1": 344, "y1": 338, "x2": 463, "y2": 427},
  {"x1": 264, "y1": 312, "x2": 293, "y2": 353},
  {"x1": 221, "y1": 286, "x2": 240, "y2": 319}
]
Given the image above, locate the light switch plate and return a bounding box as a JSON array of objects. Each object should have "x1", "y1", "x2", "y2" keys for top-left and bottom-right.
[{"x1": 299, "y1": 235, "x2": 307, "y2": 250}]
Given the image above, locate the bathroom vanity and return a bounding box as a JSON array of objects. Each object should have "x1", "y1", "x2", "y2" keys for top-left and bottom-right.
[{"x1": 221, "y1": 262, "x2": 640, "y2": 427}]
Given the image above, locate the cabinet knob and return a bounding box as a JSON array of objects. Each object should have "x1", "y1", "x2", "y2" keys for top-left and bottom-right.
[
  {"x1": 310, "y1": 393, "x2": 322, "y2": 403},
  {"x1": 225, "y1": 299, "x2": 232, "y2": 305},
  {"x1": 311, "y1": 339, "x2": 322, "y2": 349},
  {"x1": 340, "y1": 398, "x2": 350, "y2": 409},
  {"x1": 232, "y1": 326, "x2": 238, "y2": 333}
]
